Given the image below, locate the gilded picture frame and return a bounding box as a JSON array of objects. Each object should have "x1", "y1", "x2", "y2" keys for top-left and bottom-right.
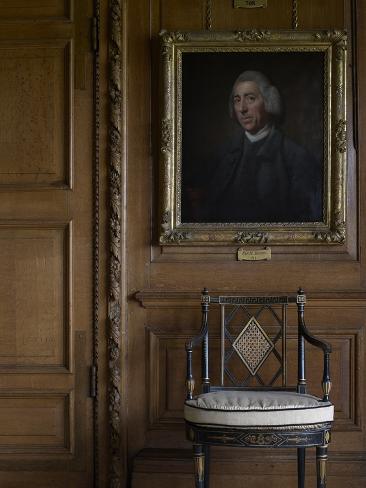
[{"x1": 159, "y1": 30, "x2": 347, "y2": 245}]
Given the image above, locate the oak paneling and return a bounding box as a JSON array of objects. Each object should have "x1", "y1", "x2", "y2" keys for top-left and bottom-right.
[
  {"x1": 0, "y1": 41, "x2": 72, "y2": 188},
  {"x1": 298, "y1": 0, "x2": 345, "y2": 29},
  {"x1": 148, "y1": 323, "x2": 361, "y2": 435},
  {"x1": 136, "y1": 291, "x2": 366, "y2": 482},
  {"x1": 0, "y1": 1, "x2": 71, "y2": 20},
  {"x1": 0, "y1": 224, "x2": 70, "y2": 369},
  {"x1": 0, "y1": 392, "x2": 71, "y2": 452},
  {"x1": 128, "y1": 0, "x2": 365, "y2": 486},
  {"x1": 152, "y1": 0, "x2": 205, "y2": 32},
  {"x1": 212, "y1": 0, "x2": 293, "y2": 29},
  {"x1": 0, "y1": 1, "x2": 94, "y2": 485}
]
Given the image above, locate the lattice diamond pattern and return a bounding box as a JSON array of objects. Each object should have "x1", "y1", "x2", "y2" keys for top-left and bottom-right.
[{"x1": 232, "y1": 316, "x2": 274, "y2": 375}]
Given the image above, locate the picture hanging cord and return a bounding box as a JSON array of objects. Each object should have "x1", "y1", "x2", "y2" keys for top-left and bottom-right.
[
  {"x1": 206, "y1": 0, "x2": 213, "y2": 30},
  {"x1": 292, "y1": 0, "x2": 299, "y2": 29}
]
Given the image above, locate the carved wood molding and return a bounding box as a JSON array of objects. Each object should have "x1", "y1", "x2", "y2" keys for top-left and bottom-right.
[
  {"x1": 135, "y1": 289, "x2": 366, "y2": 308},
  {"x1": 108, "y1": 0, "x2": 122, "y2": 487},
  {"x1": 93, "y1": 1, "x2": 100, "y2": 487}
]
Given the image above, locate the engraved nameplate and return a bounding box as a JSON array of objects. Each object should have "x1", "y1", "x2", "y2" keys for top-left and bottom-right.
[
  {"x1": 234, "y1": 0, "x2": 268, "y2": 8},
  {"x1": 237, "y1": 247, "x2": 271, "y2": 261}
]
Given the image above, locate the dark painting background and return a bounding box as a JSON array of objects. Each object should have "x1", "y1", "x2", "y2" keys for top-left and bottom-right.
[{"x1": 181, "y1": 51, "x2": 324, "y2": 223}]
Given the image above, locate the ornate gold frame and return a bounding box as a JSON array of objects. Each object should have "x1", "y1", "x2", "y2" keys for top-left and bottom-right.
[{"x1": 159, "y1": 30, "x2": 347, "y2": 246}]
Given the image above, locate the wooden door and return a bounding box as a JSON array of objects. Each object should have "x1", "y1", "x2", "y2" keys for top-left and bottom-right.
[{"x1": 0, "y1": 1, "x2": 96, "y2": 486}]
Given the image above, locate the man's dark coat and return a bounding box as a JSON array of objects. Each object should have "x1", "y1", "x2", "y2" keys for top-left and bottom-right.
[{"x1": 202, "y1": 127, "x2": 322, "y2": 223}]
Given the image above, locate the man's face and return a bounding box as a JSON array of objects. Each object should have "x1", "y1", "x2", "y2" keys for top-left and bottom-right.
[{"x1": 233, "y1": 81, "x2": 269, "y2": 134}]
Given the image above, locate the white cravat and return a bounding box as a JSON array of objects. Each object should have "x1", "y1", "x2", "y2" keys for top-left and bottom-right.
[{"x1": 245, "y1": 124, "x2": 272, "y2": 143}]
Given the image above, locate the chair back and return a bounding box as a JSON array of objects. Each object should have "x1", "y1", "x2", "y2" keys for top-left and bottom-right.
[{"x1": 198, "y1": 289, "x2": 305, "y2": 392}]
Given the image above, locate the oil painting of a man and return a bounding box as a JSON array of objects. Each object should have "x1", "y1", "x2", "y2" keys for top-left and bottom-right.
[{"x1": 181, "y1": 54, "x2": 324, "y2": 224}]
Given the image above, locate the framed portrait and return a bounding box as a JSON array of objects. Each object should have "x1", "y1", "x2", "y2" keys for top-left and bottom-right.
[{"x1": 159, "y1": 30, "x2": 347, "y2": 245}]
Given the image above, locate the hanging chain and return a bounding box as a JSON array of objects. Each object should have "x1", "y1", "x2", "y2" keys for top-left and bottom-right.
[
  {"x1": 292, "y1": 0, "x2": 299, "y2": 29},
  {"x1": 206, "y1": 0, "x2": 213, "y2": 30}
]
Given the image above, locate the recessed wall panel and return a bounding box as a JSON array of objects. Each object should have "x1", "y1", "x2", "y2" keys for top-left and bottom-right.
[
  {"x1": 0, "y1": 41, "x2": 72, "y2": 188},
  {"x1": 0, "y1": 224, "x2": 70, "y2": 368},
  {"x1": 0, "y1": 1, "x2": 70, "y2": 20},
  {"x1": 0, "y1": 393, "x2": 70, "y2": 452},
  {"x1": 149, "y1": 329, "x2": 358, "y2": 431}
]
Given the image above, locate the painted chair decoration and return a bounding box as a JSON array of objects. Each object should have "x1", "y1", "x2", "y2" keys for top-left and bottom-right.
[{"x1": 184, "y1": 288, "x2": 333, "y2": 488}]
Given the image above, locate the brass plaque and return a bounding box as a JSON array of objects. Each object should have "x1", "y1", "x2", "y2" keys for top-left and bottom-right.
[
  {"x1": 238, "y1": 247, "x2": 271, "y2": 261},
  {"x1": 234, "y1": 0, "x2": 268, "y2": 8}
]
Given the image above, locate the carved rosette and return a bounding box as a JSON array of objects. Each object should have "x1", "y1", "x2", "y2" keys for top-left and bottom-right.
[
  {"x1": 314, "y1": 30, "x2": 347, "y2": 42},
  {"x1": 314, "y1": 228, "x2": 346, "y2": 244},
  {"x1": 161, "y1": 210, "x2": 170, "y2": 232},
  {"x1": 161, "y1": 119, "x2": 172, "y2": 153},
  {"x1": 160, "y1": 30, "x2": 189, "y2": 44},
  {"x1": 234, "y1": 232, "x2": 269, "y2": 244},
  {"x1": 236, "y1": 29, "x2": 270, "y2": 42},
  {"x1": 160, "y1": 229, "x2": 192, "y2": 244},
  {"x1": 314, "y1": 212, "x2": 346, "y2": 243},
  {"x1": 335, "y1": 119, "x2": 347, "y2": 153},
  {"x1": 242, "y1": 433, "x2": 283, "y2": 446},
  {"x1": 334, "y1": 35, "x2": 347, "y2": 61}
]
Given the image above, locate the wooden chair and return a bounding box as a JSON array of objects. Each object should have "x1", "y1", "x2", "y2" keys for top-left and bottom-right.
[{"x1": 184, "y1": 288, "x2": 333, "y2": 488}]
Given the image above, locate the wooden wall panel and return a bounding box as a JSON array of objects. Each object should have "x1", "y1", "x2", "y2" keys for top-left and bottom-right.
[
  {"x1": 0, "y1": 225, "x2": 70, "y2": 369},
  {"x1": 0, "y1": 41, "x2": 72, "y2": 188},
  {"x1": 145, "y1": 300, "x2": 364, "y2": 453},
  {"x1": 212, "y1": 0, "x2": 293, "y2": 29},
  {"x1": 0, "y1": 1, "x2": 71, "y2": 20},
  {"x1": 127, "y1": 0, "x2": 366, "y2": 486},
  {"x1": 298, "y1": 0, "x2": 345, "y2": 29},
  {"x1": 0, "y1": 393, "x2": 71, "y2": 452},
  {"x1": 153, "y1": 0, "x2": 205, "y2": 31}
]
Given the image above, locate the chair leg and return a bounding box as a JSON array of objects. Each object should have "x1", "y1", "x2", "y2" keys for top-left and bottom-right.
[
  {"x1": 203, "y1": 444, "x2": 210, "y2": 488},
  {"x1": 316, "y1": 445, "x2": 328, "y2": 488},
  {"x1": 193, "y1": 444, "x2": 205, "y2": 488},
  {"x1": 297, "y1": 447, "x2": 305, "y2": 488}
]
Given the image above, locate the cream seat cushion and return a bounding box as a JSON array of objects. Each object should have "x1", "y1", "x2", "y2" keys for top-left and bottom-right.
[{"x1": 184, "y1": 390, "x2": 334, "y2": 427}]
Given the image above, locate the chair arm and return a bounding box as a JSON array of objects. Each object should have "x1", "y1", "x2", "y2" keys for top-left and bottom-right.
[
  {"x1": 185, "y1": 327, "x2": 207, "y2": 401},
  {"x1": 185, "y1": 289, "x2": 211, "y2": 400},
  {"x1": 301, "y1": 320, "x2": 332, "y2": 402},
  {"x1": 301, "y1": 324, "x2": 332, "y2": 354}
]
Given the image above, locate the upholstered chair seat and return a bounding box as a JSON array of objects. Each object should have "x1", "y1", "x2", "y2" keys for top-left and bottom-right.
[{"x1": 185, "y1": 390, "x2": 334, "y2": 427}]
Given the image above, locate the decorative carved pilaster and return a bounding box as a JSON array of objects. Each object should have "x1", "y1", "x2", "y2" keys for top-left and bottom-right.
[{"x1": 108, "y1": 1, "x2": 122, "y2": 487}]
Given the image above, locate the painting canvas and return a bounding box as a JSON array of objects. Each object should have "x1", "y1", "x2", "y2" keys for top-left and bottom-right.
[{"x1": 181, "y1": 51, "x2": 323, "y2": 224}]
